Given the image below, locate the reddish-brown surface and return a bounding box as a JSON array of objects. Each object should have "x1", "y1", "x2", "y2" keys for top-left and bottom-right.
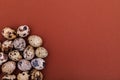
[{"x1": 0, "y1": 0, "x2": 120, "y2": 80}]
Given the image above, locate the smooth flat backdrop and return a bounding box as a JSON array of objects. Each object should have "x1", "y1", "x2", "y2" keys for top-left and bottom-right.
[{"x1": 0, "y1": 0, "x2": 120, "y2": 80}]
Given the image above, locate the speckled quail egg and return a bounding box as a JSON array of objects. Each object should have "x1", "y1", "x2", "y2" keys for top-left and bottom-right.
[
  {"x1": 31, "y1": 69, "x2": 43, "y2": 80},
  {"x1": 13, "y1": 38, "x2": 26, "y2": 51},
  {"x1": 28, "y1": 35, "x2": 43, "y2": 47},
  {"x1": 2, "y1": 40, "x2": 13, "y2": 53},
  {"x1": 17, "y1": 72, "x2": 30, "y2": 80},
  {"x1": 2, "y1": 61, "x2": 16, "y2": 74},
  {"x1": 31, "y1": 58, "x2": 45, "y2": 70},
  {"x1": 17, "y1": 25, "x2": 30, "y2": 37},
  {"x1": 0, "y1": 52, "x2": 8, "y2": 65},
  {"x1": 35, "y1": 47, "x2": 48, "y2": 58},
  {"x1": 1, "y1": 27, "x2": 17, "y2": 40},
  {"x1": 23, "y1": 45, "x2": 35, "y2": 60},
  {"x1": 2, "y1": 74, "x2": 16, "y2": 80},
  {"x1": 8, "y1": 50, "x2": 22, "y2": 61},
  {"x1": 18, "y1": 59, "x2": 32, "y2": 71}
]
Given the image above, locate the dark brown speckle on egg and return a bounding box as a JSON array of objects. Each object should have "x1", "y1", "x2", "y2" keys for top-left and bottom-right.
[{"x1": 23, "y1": 26, "x2": 27, "y2": 30}]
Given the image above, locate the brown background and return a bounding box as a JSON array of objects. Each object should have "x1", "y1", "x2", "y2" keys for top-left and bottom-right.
[{"x1": 0, "y1": 0, "x2": 120, "y2": 80}]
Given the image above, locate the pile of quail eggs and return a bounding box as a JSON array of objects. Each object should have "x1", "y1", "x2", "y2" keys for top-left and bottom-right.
[{"x1": 0, "y1": 25, "x2": 48, "y2": 80}]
